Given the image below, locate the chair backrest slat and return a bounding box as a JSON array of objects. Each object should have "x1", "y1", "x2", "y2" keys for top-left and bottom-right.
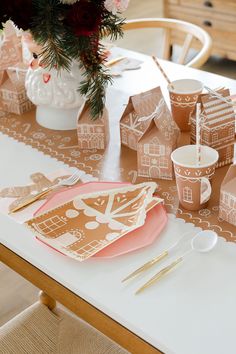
[
  {"x1": 178, "y1": 33, "x2": 193, "y2": 65},
  {"x1": 122, "y1": 18, "x2": 212, "y2": 68},
  {"x1": 162, "y1": 28, "x2": 171, "y2": 60}
]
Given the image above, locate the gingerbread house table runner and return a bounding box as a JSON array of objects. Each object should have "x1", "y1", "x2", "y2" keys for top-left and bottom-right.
[{"x1": 0, "y1": 101, "x2": 235, "y2": 240}]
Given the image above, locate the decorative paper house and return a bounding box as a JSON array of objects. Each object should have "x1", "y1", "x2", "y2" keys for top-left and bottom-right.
[
  {"x1": 0, "y1": 21, "x2": 34, "y2": 114},
  {"x1": 0, "y1": 21, "x2": 22, "y2": 71},
  {"x1": 137, "y1": 96, "x2": 180, "y2": 180},
  {"x1": 190, "y1": 88, "x2": 235, "y2": 168},
  {"x1": 77, "y1": 102, "x2": 109, "y2": 149},
  {"x1": 120, "y1": 87, "x2": 164, "y2": 151},
  {"x1": 0, "y1": 64, "x2": 34, "y2": 114},
  {"x1": 219, "y1": 164, "x2": 236, "y2": 226}
]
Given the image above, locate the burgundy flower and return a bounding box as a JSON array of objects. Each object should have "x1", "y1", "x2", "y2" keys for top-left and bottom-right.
[{"x1": 64, "y1": 0, "x2": 102, "y2": 37}]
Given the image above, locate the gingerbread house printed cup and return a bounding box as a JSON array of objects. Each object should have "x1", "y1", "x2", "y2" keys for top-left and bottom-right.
[
  {"x1": 168, "y1": 79, "x2": 203, "y2": 132},
  {"x1": 171, "y1": 145, "x2": 219, "y2": 211}
]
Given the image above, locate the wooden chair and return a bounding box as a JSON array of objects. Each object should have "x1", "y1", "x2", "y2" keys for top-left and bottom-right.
[
  {"x1": 0, "y1": 292, "x2": 129, "y2": 354},
  {"x1": 122, "y1": 18, "x2": 212, "y2": 68}
]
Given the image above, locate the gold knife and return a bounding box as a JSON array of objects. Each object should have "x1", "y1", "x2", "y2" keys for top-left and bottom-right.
[
  {"x1": 9, "y1": 187, "x2": 54, "y2": 213},
  {"x1": 135, "y1": 257, "x2": 183, "y2": 295},
  {"x1": 9, "y1": 170, "x2": 82, "y2": 213},
  {"x1": 122, "y1": 251, "x2": 168, "y2": 283},
  {"x1": 122, "y1": 231, "x2": 193, "y2": 283},
  {"x1": 104, "y1": 56, "x2": 126, "y2": 67}
]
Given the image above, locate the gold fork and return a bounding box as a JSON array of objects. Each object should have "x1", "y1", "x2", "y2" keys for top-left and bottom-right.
[{"x1": 10, "y1": 170, "x2": 84, "y2": 213}]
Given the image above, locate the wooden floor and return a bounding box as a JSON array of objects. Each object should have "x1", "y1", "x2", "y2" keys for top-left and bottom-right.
[{"x1": 0, "y1": 0, "x2": 235, "y2": 327}]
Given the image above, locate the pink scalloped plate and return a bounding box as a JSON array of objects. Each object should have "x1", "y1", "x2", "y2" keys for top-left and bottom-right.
[
  {"x1": 94, "y1": 203, "x2": 167, "y2": 258},
  {"x1": 34, "y1": 181, "x2": 168, "y2": 259}
]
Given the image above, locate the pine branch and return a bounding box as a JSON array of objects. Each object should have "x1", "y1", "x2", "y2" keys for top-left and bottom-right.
[
  {"x1": 101, "y1": 12, "x2": 125, "y2": 40},
  {"x1": 79, "y1": 69, "x2": 112, "y2": 119},
  {"x1": 78, "y1": 34, "x2": 112, "y2": 119},
  {"x1": 28, "y1": 0, "x2": 126, "y2": 119},
  {"x1": 31, "y1": 0, "x2": 71, "y2": 70}
]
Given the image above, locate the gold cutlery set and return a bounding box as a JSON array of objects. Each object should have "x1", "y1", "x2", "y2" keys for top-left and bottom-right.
[
  {"x1": 122, "y1": 230, "x2": 218, "y2": 294},
  {"x1": 10, "y1": 170, "x2": 83, "y2": 213}
]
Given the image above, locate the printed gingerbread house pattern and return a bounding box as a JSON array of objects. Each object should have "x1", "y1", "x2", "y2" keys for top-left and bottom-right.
[
  {"x1": 77, "y1": 102, "x2": 109, "y2": 149},
  {"x1": 137, "y1": 98, "x2": 180, "y2": 180},
  {"x1": 120, "y1": 87, "x2": 164, "y2": 151},
  {"x1": 0, "y1": 21, "x2": 34, "y2": 114},
  {"x1": 219, "y1": 164, "x2": 236, "y2": 226},
  {"x1": 190, "y1": 88, "x2": 235, "y2": 168},
  {"x1": 26, "y1": 182, "x2": 159, "y2": 261}
]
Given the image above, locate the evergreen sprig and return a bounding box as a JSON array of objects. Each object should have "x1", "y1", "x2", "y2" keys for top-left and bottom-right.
[
  {"x1": 0, "y1": 0, "x2": 126, "y2": 119},
  {"x1": 30, "y1": 0, "x2": 125, "y2": 119},
  {"x1": 101, "y1": 12, "x2": 125, "y2": 40},
  {"x1": 31, "y1": 0, "x2": 72, "y2": 71}
]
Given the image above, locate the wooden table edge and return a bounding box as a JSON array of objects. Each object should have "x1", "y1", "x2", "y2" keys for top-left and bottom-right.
[{"x1": 0, "y1": 243, "x2": 163, "y2": 354}]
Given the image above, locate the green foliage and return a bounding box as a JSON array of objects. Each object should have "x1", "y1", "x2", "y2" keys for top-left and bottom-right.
[
  {"x1": 30, "y1": 0, "x2": 125, "y2": 119},
  {"x1": 31, "y1": 0, "x2": 71, "y2": 70}
]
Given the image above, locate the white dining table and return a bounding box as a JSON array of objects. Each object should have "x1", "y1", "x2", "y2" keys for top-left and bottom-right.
[{"x1": 1, "y1": 48, "x2": 236, "y2": 354}]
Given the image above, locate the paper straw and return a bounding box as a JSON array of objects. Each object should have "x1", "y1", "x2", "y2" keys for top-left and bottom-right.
[
  {"x1": 196, "y1": 103, "x2": 201, "y2": 166},
  {"x1": 152, "y1": 56, "x2": 174, "y2": 90}
]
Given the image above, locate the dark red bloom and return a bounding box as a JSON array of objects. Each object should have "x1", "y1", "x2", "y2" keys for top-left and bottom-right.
[{"x1": 64, "y1": 0, "x2": 102, "y2": 37}]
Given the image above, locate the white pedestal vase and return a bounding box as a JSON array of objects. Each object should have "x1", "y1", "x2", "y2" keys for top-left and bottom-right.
[{"x1": 25, "y1": 62, "x2": 85, "y2": 130}]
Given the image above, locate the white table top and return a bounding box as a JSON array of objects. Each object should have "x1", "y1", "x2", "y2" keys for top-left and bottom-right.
[
  {"x1": 110, "y1": 47, "x2": 236, "y2": 96},
  {"x1": 1, "y1": 49, "x2": 236, "y2": 354}
]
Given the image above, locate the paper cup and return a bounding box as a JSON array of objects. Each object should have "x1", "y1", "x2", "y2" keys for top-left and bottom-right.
[
  {"x1": 171, "y1": 145, "x2": 219, "y2": 211},
  {"x1": 168, "y1": 79, "x2": 203, "y2": 132}
]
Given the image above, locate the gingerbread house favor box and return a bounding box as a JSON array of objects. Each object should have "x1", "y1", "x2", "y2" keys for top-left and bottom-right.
[
  {"x1": 77, "y1": 102, "x2": 109, "y2": 149},
  {"x1": 0, "y1": 64, "x2": 34, "y2": 114},
  {"x1": 0, "y1": 21, "x2": 34, "y2": 114},
  {"x1": 120, "y1": 87, "x2": 165, "y2": 151},
  {"x1": 137, "y1": 97, "x2": 180, "y2": 180},
  {"x1": 190, "y1": 88, "x2": 235, "y2": 168},
  {"x1": 219, "y1": 164, "x2": 236, "y2": 226}
]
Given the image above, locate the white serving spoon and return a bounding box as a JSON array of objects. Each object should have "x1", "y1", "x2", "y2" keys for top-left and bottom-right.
[{"x1": 136, "y1": 230, "x2": 218, "y2": 294}]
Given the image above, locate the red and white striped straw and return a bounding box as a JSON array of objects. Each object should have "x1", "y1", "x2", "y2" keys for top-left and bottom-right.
[
  {"x1": 196, "y1": 103, "x2": 201, "y2": 166},
  {"x1": 152, "y1": 56, "x2": 174, "y2": 90}
]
